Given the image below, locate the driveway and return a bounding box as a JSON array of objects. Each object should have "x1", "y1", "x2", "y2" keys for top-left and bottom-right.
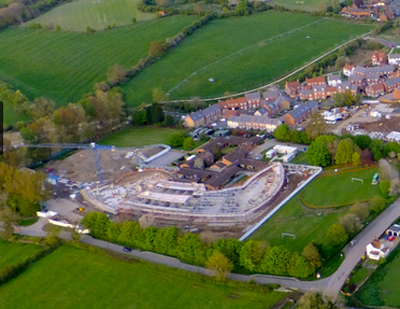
[{"x1": 46, "y1": 198, "x2": 84, "y2": 223}]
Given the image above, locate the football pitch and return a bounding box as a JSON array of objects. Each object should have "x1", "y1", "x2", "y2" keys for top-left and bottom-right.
[
  {"x1": 25, "y1": 0, "x2": 155, "y2": 31},
  {"x1": 121, "y1": 11, "x2": 373, "y2": 105}
]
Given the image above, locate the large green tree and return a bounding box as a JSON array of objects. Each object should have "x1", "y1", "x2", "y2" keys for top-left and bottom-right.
[
  {"x1": 82, "y1": 212, "x2": 110, "y2": 239},
  {"x1": 273, "y1": 124, "x2": 290, "y2": 141},
  {"x1": 335, "y1": 139, "x2": 354, "y2": 165},
  {"x1": 306, "y1": 140, "x2": 331, "y2": 167},
  {"x1": 205, "y1": 252, "x2": 234, "y2": 281},
  {"x1": 326, "y1": 224, "x2": 348, "y2": 247}
]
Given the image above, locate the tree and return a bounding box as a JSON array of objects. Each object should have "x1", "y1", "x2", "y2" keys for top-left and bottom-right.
[
  {"x1": 369, "y1": 195, "x2": 386, "y2": 214},
  {"x1": 132, "y1": 17, "x2": 137, "y2": 23},
  {"x1": 205, "y1": 252, "x2": 234, "y2": 281},
  {"x1": 118, "y1": 221, "x2": 143, "y2": 248},
  {"x1": 213, "y1": 145, "x2": 222, "y2": 161},
  {"x1": 107, "y1": 64, "x2": 128, "y2": 85},
  {"x1": 146, "y1": 102, "x2": 164, "y2": 124},
  {"x1": 183, "y1": 137, "x2": 195, "y2": 150},
  {"x1": 214, "y1": 238, "x2": 242, "y2": 265},
  {"x1": 273, "y1": 124, "x2": 290, "y2": 141},
  {"x1": 261, "y1": 246, "x2": 291, "y2": 275},
  {"x1": 153, "y1": 226, "x2": 179, "y2": 255},
  {"x1": 239, "y1": 240, "x2": 266, "y2": 272},
  {"x1": 352, "y1": 152, "x2": 361, "y2": 167},
  {"x1": 82, "y1": 212, "x2": 110, "y2": 239},
  {"x1": 360, "y1": 148, "x2": 374, "y2": 166},
  {"x1": 26, "y1": 97, "x2": 55, "y2": 120},
  {"x1": 306, "y1": 140, "x2": 331, "y2": 167},
  {"x1": 339, "y1": 213, "x2": 362, "y2": 234},
  {"x1": 168, "y1": 133, "x2": 185, "y2": 148},
  {"x1": 353, "y1": 135, "x2": 372, "y2": 150},
  {"x1": 302, "y1": 243, "x2": 322, "y2": 268},
  {"x1": 379, "y1": 179, "x2": 391, "y2": 196},
  {"x1": 297, "y1": 291, "x2": 338, "y2": 309},
  {"x1": 335, "y1": 139, "x2": 354, "y2": 165},
  {"x1": 390, "y1": 178, "x2": 400, "y2": 197},
  {"x1": 349, "y1": 202, "x2": 369, "y2": 222},
  {"x1": 326, "y1": 224, "x2": 348, "y2": 247},
  {"x1": 132, "y1": 108, "x2": 147, "y2": 125},
  {"x1": 235, "y1": 0, "x2": 249, "y2": 15},
  {"x1": 371, "y1": 146, "x2": 383, "y2": 161},
  {"x1": 148, "y1": 41, "x2": 166, "y2": 57},
  {"x1": 305, "y1": 113, "x2": 326, "y2": 140},
  {"x1": 290, "y1": 255, "x2": 314, "y2": 279},
  {"x1": 176, "y1": 233, "x2": 206, "y2": 265}
]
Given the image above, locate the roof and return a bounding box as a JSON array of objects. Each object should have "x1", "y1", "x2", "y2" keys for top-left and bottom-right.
[
  {"x1": 224, "y1": 150, "x2": 245, "y2": 164},
  {"x1": 371, "y1": 239, "x2": 382, "y2": 249},
  {"x1": 246, "y1": 92, "x2": 261, "y2": 101},
  {"x1": 349, "y1": 74, "x2": 364, "y2": 82},
  {"x1": 202, "y1": 104, "x2": 221, "y2": 117},
  {"x1": 263, "y1": 90, "x2": 280, "y2": 100},
  {"x1": 384, "y1": 76, "x2": 400, "y2": 87},
  {"x1": 313, "y1": 85, "x2": 326, "y2": 91},
  {"x1": 389, "y1": 53, "x2": 400, "y2": 60},
  {"x1": 287, "y1": 101, "x2": 318, "y2": 120},
  {"x1": 256, "y1": 107, "x2": 269, "y2": 115},
  {"x1": 366, "y1": 72, "x2": 380, "y2": 79},
  {"x1": 218, "y1": 97, "x2": 248, "y2": 108},
  {"x1": 327, "y1": 74, "x2": 342, "y2": 82},
  {"x1": 224, "y1": 110, "x2": 240, "y2": 118},
  {"x1": 388, "y1": 224, "x2": 400, "y2": 232},
  {"x1": 204, "y1": 164, "x2": 242, "y2": 188},
  {"x1": 188, "y1": 110, "x2": 204, "y2": 122},
  {"x1": 370, "y1": 83, "x2": 385, "y2": 91},
  {"x1": 305, "y1": 76, "x2": 326, "y2": 84},
  {"x1": 228, "y1": 114, "x2": 282, "y2": 126},
  {"x1": 238, "y1": 158, "x2": 267, "y2": 169},
  {"x1": 286, "y1": 80, "x2": 300, "y2": 88},
  {"x1": 343, "y1": 63, "x2": 355, "y2": 71}
]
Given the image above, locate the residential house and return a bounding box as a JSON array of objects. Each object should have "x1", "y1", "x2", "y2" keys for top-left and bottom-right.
[
  {"x1": 254, "y1": 107, "x2": 269, "y2": 116},
  {"x1": 313, "y1": 85, "x2": 327, "y2": 100},
  {"x1": 388, "y1": 53, "x2": 400, "y2": 66},
  {"x1": 366, "y1": 83, "x2": 386, "y2": 97},
  {"x1": 379, "y1": 88, "x2": 400, "y2": 103},
  {"x1": 384, "y1": 76, "x2": 400, "y2": 92},
  {"x1": 337, "y1": 82, "x2": 358, "y2": 95},
  {"x1": 366, "y1": 72, "x2": 381, "y2": 85},
  {"x1": 283, "y1": 101, "x2": 318, "y2": 126},
  {"x1": 327, "y1": 74, "x2": 342, "y2": 87},
  {"x1": 276, "y1": 96, "x2": 290, "y2": 111},
  {"x1": 340, "y1": 6, "x2": 371, "y2": 18},
  {"x1": 223, "y1": 109, "x2": 240, "y2": 119},
  {"x1": 246, "y1": 92, "x2": 262, "y2": 109},
  {"x1": 305, "y1": 76, "x2": 326, "y2": 86},
  {"x1": 299, "y1": 88, "x2": 314, "y2": 101},
  {"x1": 185, "y1": 104, "x2": 222, "y2": 128},
  {"x1": 387, "y1": 224, "x2": 400, "y2": 237},
  {"x1": 372, "y1": 51, "x2": 387, "y2": 66},
  {"x1": 263, "y1": 90, "x2": 280, "y2": 102},
  {"x1": 227, "y1": 114, "x2": 282, "y2": 132},
  {"x1": 217, "y1": 97, "x2": 248, "y2": 113},
  {"x1": 343, "y1": 64, "x2": 355, "y2": 77},
  {"x1": 285, "y1": 80, "x2": 301, "y2": 98},
  {"x1": 366, "y1": 239, "x2": 390, "y2": 261},
  {"x1": 349, "y1": 74, "x2": 365, "y2": 86}
]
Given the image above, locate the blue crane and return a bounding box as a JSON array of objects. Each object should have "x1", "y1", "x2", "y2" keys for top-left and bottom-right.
[{"x1": 22, "y1": 142, "x2": 115, "y2": 183}]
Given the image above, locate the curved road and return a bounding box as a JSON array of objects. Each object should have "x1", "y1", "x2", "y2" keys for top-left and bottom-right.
[{"x1": 16, "y1": 196, "x2": 400, "y2": 299}]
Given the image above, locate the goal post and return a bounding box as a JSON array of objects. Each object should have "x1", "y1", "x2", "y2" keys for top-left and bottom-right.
[
  {"x1": 282, "y1": 233, "x2": 296, "y2": 239},
  {"x1": 352, "y1": 178, "x2": 364, "y2": 184}
]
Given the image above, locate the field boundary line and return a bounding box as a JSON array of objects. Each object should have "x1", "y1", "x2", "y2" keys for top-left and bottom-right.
[
  {"x1": 317, "y1": 166, "x2": 375, "y2": 178},
  {"x1": 300, "y1": 190, "x2": 372, "y2": 209},
  {"x1": 166, "y1": 18, "x2": 324, "y2": 96}
]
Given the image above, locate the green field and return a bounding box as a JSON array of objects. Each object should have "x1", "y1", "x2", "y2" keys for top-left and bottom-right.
[
  {"x1": 122, "y1": 11, "x2": 372, "y2": 105},
  {"x1": 355, "y1": 247, "x2": 400, "y2": 307},
  {"x1": 0, "y1": 245, "x2": 286, "y2": 308},
  {"x1": 2, "y1": 96, "x2": 30, "y2": 125},
  {"x1": 25, "y1": 0, "x2": 155, "y2": 31},
  {"x1": 0, "y1": 240, "x2": 44, "y2": 271},
  {"x1": 249, "y1": 194, "x2": 347, "y2": 253},
  {"x1": 268, "y1": 0, "x2": 329, "y2": 11},
  {"x1": 99, "y1": 126, "x2": 186, "y2": 147},
  {"x1": 250, "y1": 167, "x2": 380, "y2": 252},
  {"x1": 302, "y1": 168, "x2": 380, "y2": 207},
  {"x1": 0, "y1": 15, "x2": 197, "y2": 106}
]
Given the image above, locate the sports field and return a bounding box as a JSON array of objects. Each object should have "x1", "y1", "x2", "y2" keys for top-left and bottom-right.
[
  {"x1": 25, "y1": 0, "x2": 155, "y2": 32},
  {"x1": 122, "y1": 11, "x2": 372, "y2": 105},
  {"x1": 268, "y1": 0, "x2": 329, "y2": 11},
  {"x1": 0, "y1": 240, "x2": 44, "y2": 272},
  {"x1": 0, "y1": 245, "x2": 286, "y2": 308},
  {"x1": 301, "y1": 167, "x2": 381, "y2": 207},
  {"x1": 249, "y1": 167, "x2": 380, "y2": 252},
  {"x1": 0, "y1": 15, "x2": 197, "y2": 106},
  {"x1": 99, "y1": 126, "x2": 186, "y2": 147},
  {"x1": 355, "y1": 246, "x2": 400, "y2": 307}
]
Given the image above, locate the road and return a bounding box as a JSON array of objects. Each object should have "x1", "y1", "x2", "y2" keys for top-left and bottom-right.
[{"x1": 15, "y1": 196, "x2": 400, "y2": 299}]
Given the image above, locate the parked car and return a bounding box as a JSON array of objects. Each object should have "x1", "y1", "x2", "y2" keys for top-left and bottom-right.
[
  {"x1": 350, "y1": 240, "x2": 358, "y2": 246},
  {"x1": 123, "y1": 247, "x2": 132, "y2": 253},
  {"x1": 388, "y1": 236, "x2": 395, "y2": 241},
  {"x1": 45, "y1": 168, "x2": 54, "y2": 172}
]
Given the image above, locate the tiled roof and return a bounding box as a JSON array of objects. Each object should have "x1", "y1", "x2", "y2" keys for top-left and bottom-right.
[
  {"x1": 246, "y1": 92, "x2": 261, "y2": 101},
  {"x1": 384, "y1": 76, "x2": 400, "y2": 87},
  {"x1": 288, "y1": 101, "x2": 318, "y2": 120}
]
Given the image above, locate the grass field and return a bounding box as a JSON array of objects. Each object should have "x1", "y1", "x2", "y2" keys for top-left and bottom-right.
[
  {"x1": 249, "y1": 194, "x2": 347, "y2": 253},
  {"x1": 0, "y1": 15, "x2": 197, "y2": 107},
  {"x1": 0, "y1": 245, "x2": 286, "y2": 308},
  {"x1": 25, "y1": 0, "x2": 155, "y2": 31},
  {"x1": 250, "y1": 167, "x2": 380, "y2": 252},
  {"x1": 99, "y1": 126, "x2": 186, "y2": 147},
  {"x1": 2, "y1": 96, "x2": 30, "y2": 125},
  {"x1": 301, "y1": 167, "x2": 380, "y2": 207},
  {"x1": 0, "y1": 240, "x2": 44, "y2": 272},
  {"x1": 355, "y1": 246, "x2": 400, "y2": 307},
  {"x1": 122, "y1": 11, "x2": 372, "y2": 106},
  {"x1": 267, "y1": 0, "x2": 329, "y2": 11}
]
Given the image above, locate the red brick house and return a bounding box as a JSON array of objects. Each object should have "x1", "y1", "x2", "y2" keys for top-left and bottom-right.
[
  {"x1": 372, "y1": 51, "x2": 387, "y2": 66},
  {"x1": 366, "y1": 83, "x2": 386, "y2": 97},
  {"x1": 283, "y1": 101, "x2": 318, "y2": 127},
  {"x1": 217, "y1": 97, "x2": 248, "y2": 112},
  {"x1": 305, "y1": 76, "x2": 326, "y2": 86},
  {"x1": 285, "y1": 80, "x2": 301, "y2": 98}
]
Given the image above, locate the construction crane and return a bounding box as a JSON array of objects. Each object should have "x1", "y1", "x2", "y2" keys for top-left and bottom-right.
[{"x1": 21, "y1": 142, "x2": 115, "y2": 183}]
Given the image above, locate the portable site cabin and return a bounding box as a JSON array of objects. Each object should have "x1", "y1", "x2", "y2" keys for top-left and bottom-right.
[{"x1": 372, "y1": 173, "x2": 379, "y2": 185}]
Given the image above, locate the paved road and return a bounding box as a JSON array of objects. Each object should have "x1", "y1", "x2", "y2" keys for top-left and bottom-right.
[{"x1": 15, "y1": 196, "x2": 400, "y2": 299}]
